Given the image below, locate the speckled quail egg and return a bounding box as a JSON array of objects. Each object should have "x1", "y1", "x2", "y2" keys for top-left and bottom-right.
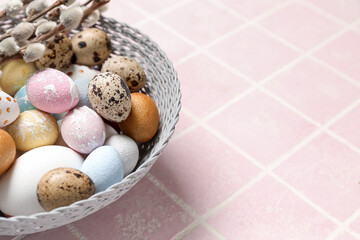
[
  {"x1": 35, "y1": 33, "x2": 73, "y2": 70},
  {"x1": 101, "y1": 56, "x2": 146, "y2": 92},
  {"x1": 37, "y1": 167, "x2": 95, "y2": 211},
  {"x1": 88, "y1": 72, "x2": 131, "y2": 123},
  {"x1": 71, "y1": 28, "x2": 111, "y2": 66}
]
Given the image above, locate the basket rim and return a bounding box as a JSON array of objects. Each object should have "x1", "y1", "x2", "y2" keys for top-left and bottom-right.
[{"x1": 0, "y1": 16, "x2": 182, "y2": 229}]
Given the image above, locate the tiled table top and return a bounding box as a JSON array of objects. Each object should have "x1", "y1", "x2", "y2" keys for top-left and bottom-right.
[{"x1": 2, "y1": 0, "x2": 360, "y2": 239}]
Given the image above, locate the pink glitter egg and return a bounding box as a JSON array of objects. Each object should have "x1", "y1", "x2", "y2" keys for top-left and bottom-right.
[
  {"x1": 26, "y1": 69, "x2": 79, "y2": 114},
  {"x1": 61, "y1": 106, "x2": 106, "y2": 154}
]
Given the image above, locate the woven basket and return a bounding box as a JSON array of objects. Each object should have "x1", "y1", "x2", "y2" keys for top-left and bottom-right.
[{"x1": 0, "y1": 15, "x2": 181, "y2": 236}]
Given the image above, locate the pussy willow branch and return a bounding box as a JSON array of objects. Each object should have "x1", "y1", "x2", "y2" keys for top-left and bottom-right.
[
  {"x1": 0, "y1": 0, "x2": 34, "y2": 20},
  {"x1": 27, "y1": 0, "x2": 66, "y2": 22},
  {"x1": 0, "y1": 0, "x2": 110, "y2": 67},
  {"x1": 0, "y1": 0, "x2": 101, "y2": 41}
]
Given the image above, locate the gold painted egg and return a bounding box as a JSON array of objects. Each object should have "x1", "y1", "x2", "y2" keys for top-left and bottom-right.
[{"x1": 5, "y1": 110, "x2": 59, "y2": 152}]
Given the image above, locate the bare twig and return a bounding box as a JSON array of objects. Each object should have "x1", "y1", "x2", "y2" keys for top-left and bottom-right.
[{"x1": 27, "y1": 0, "x2": 64, "y2": 23}]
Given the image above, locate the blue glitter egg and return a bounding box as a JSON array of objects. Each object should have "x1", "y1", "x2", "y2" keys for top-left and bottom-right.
[{"x1": 14, "y1": 85, "x2": 37, "y2": 113}]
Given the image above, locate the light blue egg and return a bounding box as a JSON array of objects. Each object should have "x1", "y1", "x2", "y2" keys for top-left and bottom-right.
[
  {"x1": 75, "y1": 78, "x2": 92, "y2": 108},
  {"x1": 81, "y1": 146, "x2": 124, "y2": 193},
  {"x1": 14, "y1": 85, "x2": 37, "y2": 113}
]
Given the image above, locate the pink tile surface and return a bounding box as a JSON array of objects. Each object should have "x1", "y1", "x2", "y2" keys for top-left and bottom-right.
[
  {"x1": 136, "y1": 21, "x2": 196, "y2": 65},
  {"x1": 182, "y1": 225, "x2": 219, "y2": 240},
  {"x1": 330, "y1": 104, "x2": 360, "y2": 149},
  {"x1": 350, "y1": 216, "x2": 360, "y2": 235},
  {"x1": 265, "y1": 59, "x2": 360, "y2": 124},
  {"x1": 275, "y1": 134, "x2": 360, "y2": 220},
  {"x1": 314, "y1": 31, "x2": 360, "y2": 81},
  {"x1": 306, "y1": 0, "x2": 360, "y2": 22},
  {"x1": 259, "y1": 3, "x2": 342, "y2": 50},
  {"x1": 334, "y1": 232, "x2": 358, "y2": 240},
  {"x1": 105, "y1": 2, "x2": 147, "y2": 26},
  {"x1": 207, "y1": 91, "x2": 316, "y2": 165},
  {"x1": 176, "y1": 54, "x2": 250, "y2": 118},
  {"x1": 159, "y1": 0, "x2": 243, "y2": 45},
  {"x1": 150, "y1": 126, "x2": 260, "y2": 214},
  {"x1": 3, "y1": 1, "x2": 360, "y2": 239},
  {"x1": 209, "y1": 27, "x2": 299, "y2": 82},
  {"x1": 18, "y1": 226, "x2": 78, "y2": 240},
  {"x1": 0, "y1": 236, "x2": 14, "y2": 240},
  {"x1": 126, "y1": 0, "x2": 180, "y2": 15},
  {"x1": 221, "y1": 0, "x2": 285, "y2": 19},
  {"x1": 172, "y1": 111, "x2": 194, "y2": 137},
  {"x1": 208, "y1": 177, "x2": 336, "y2": 239},
  {"x1": 71, "y1": 177, "x2": 194, "y2": 239}
]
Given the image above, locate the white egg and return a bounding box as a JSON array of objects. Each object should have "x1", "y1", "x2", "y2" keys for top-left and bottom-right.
[
  {"x1": 63, "y1": 64, "x2": 98, "y2": 82},
  {"x1": 0, "y1": 91, "x2": 20, "y2": 127},
  {"x1": 104, "y1": 134, "x2": 139, "y2": 176},
  {"x1": 0, "y1": 146, "x2": 84, "y2": 216},
  {"x1": 105, "y1": 123, "x2": 118, "y2": 140}
]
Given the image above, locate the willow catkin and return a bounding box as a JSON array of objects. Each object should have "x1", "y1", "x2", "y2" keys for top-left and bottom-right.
[
  {"x1": 59, "y1": 5, "x2": 83, "y2": 30},
  {"x1": 0, "y1": 37, "x2": 19, "y2": 56}
]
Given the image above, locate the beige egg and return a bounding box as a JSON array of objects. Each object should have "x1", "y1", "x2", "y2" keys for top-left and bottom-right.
[
  {"x1": 118, "y1": 93, "x2": 159, "y2": 143},
  {"x1": 88, "y1": 72, "x2": 131, "y2": 122},
  {"x1": 101, "y1": 56, "x2": 146, "y2": 92},
  {"x1": 35, "y1": 33, "x2": 73, "y2": 70},
  {"x1": 5, "y1": 110, "x2": 59, "y2": 152},
  {"x1": 37, "y1": 167, "x2": 94, "y2": 211},
  {"x1": 0, "y1": 59, "x2": 37, "y2": 96},
  {"x1": 71, "y1": 28, "x2": 111, "y2": 66}
]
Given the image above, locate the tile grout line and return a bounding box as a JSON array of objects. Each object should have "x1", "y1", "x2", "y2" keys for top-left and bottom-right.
[
  {"x1": 307, "y1": 56, "x2": 360, "y2": 88},
  {"x1": 66, "y1": 224, "x2": 88, "y2": 240},
  {"x1": 295, "y1": 0, "x2": 348, "y2": 26},
  {"x1": 123, "y1": 0, "x2": 195, "y2": 28},
  {"x1": 11, "y1": 235, "x2": 27, "y2": 240},
  {"x1": 170, "y1": 220, "x2": 201, "y2": 240},
  {"x1": 146, "y1": 173, "x2": 227, "y2": 240}
]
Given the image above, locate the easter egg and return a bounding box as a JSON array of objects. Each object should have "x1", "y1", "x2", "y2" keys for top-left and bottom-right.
[
  {"x1": 37, "y1": 168, "x2": 95, "y2": 211},
  {"x1": 51, "y1": 112, "x2": 67, "y2": 121},
  {"x1": 0, "y1": 129, "x2": 16, "y2": 175},
  {"x1": 75, "y1": 77, "x2": 92, "y2": 108},
  {"x1": 63, "y1": 64, "x2": 98, "y2": 82},
  {"x1": 14, "y1": 85, "x2": 37, "y2": 113},
  {"x1": 0, "y1": 91, "x2": 20, "y2": 128},
  {"x1": 71, "y1": 28, "x2": 111, "y2": 66},
  {"x1": 61, "y1": 106, "x2": 105, "y2": 154},
  {"x1": 118, "y1": 93, "x2": 159, "y2": 143},
  {"x1": 104, "y1": 134, "x2": 139, "y2": 176},
  {"x1": 63, "y1": 65, "x2": 98, "y2": 109},
  {"x1": 88, "y1": 72, "x2": 131, "y2": 122},
  {"x1": 35, "y1": 33, "x2": 73, "y2": 70},
  {"x1": 0, "y1": 59, "x2": 36, "y2": 96},
  {"x1": 81, "y1": 146, "x2": 123, "y2": 193},
  {"x1": 101, "y1": 56, "x2": 146, "y2": 92},
  {"x1": 104, "y1": 123, "x2": 118, "y2": 140},
  {"x1": 0, "y1": 146, "x2": 84, "y2": 216},
  {"x1": 5, "y1": 110, "x2": 59, "y2": 152},
  {"x1": 26, "y1": 69, "x2": 79, "y2": 114}
]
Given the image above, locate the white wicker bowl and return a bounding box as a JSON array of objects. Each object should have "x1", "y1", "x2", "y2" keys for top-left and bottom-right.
[{"x1": 0, "y1": 16, "x2": 181, "y2": 236}]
